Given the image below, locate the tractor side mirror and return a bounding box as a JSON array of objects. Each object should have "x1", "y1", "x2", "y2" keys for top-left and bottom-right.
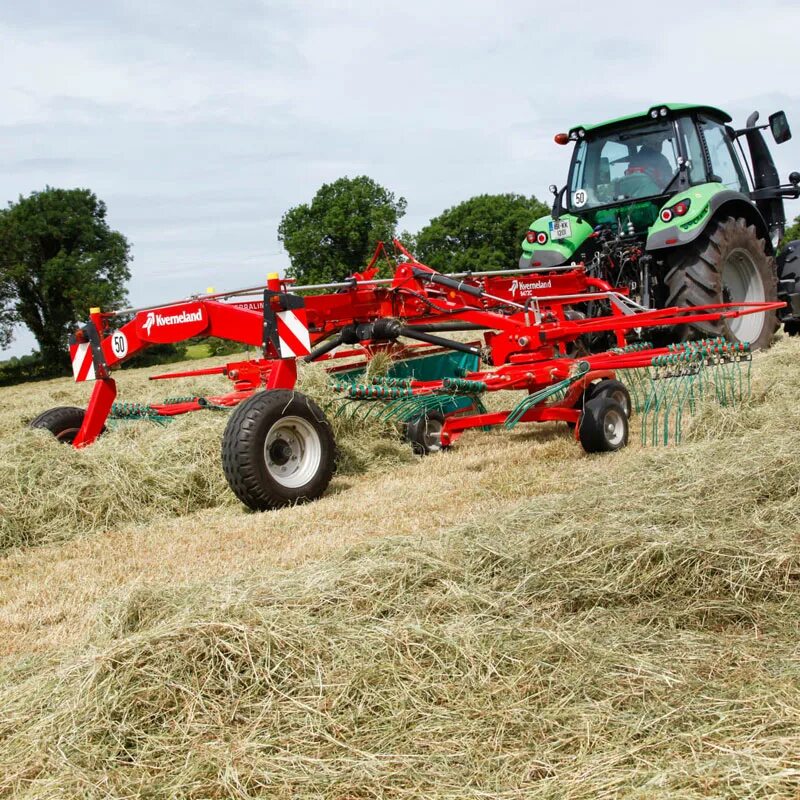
[
  {"x1": 550, "y1": 186, "x2": 565, "y2": 220},
  {"x1": 549, "y1": 184, "x2": 558, "y2": 196},
  {"x1": 769, "y1": 111, "x2": 791, "y2": 144}
]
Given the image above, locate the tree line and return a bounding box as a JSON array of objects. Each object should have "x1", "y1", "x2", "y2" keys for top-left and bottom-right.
[
  {"x1": 0, "y1": 179, "x2": 549, "y2": 380},
  {"x1": 3, "y1": 178, "x2": 799, "y2": 382}
]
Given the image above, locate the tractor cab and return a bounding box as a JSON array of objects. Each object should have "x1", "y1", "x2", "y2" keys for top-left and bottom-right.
[
  {"x1": 521, "y1": 103, "x2": 800, "y2": 347},
  {"x1": 562, "y1": 105, "x2": 747, "y2": 234}
]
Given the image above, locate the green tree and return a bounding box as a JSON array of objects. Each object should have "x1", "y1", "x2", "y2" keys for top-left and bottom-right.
[
  {"x1": 0, "y1": 187, "x2": 131, "y2": 371},
  {"x1": 414, "y1": 193, "x2": 549, "y2": 273},
  {"x1": 780, "y1": 214, "x2": 800, "y2": 250},
  {"x1": 278, "y1": 176, "x2": 407, "y2": 284}
]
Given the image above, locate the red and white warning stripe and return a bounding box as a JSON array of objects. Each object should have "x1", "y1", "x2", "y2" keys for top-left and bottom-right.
[
  {"x1": 275, "y1": 308, "x2": 311, "y2": 358},
  {"x1": 70, "y1": 342, "x2": 96, "y2": 382}
]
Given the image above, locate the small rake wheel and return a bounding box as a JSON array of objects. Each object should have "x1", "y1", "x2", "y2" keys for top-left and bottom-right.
[
  {"x1": 586, "y1": 379, "x2": 632, "y2": 418},
  {"x1": 569, "y1": 378, "x2": 632, "y2": 432},
  {"x1": 578, "y1": 395, "x2": 629, "y2": 453},
  {"x1": 30, "y1": 406, "x2": 88, "y2": 444},
  {"x1": 222, "y1": 390, "x2": 336, "y2": 510},
  {"x1": 405, "y1": 411, "x2": 446, "y2": 455}
]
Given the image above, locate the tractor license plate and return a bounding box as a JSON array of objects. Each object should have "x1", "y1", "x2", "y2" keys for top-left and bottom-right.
[{"x1": 548, "y1": 219, "x2": 572, "y2": 240}]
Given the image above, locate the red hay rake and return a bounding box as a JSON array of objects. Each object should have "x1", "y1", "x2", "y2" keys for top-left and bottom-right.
[{"x1": 32, "y1": 241, "x2": 782, "y2": 510}]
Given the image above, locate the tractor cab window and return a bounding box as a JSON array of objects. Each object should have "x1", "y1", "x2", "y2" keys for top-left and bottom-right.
[
  {"x1": 699, "y1": 117, "x2": 748, "y2": 193},
  {"x1": 568, "y1": 121, "x2": 681, "y2": 211}
]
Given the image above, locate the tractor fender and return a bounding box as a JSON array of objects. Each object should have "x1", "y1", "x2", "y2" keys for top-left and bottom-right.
[{"x1": 646, "y1": 190, "x2": 772, "y2": 254}]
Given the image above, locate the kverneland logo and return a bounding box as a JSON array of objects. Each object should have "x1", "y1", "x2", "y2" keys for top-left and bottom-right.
[
  {"x1": 510, "y1": 278, "x2": 552, "y2": 295},
  {"x1": 142, "y1": 308, "x2": 203, "y2": 336},
  {"x1": 136, "y1": 304, "x2": 207, "y2": 342}
]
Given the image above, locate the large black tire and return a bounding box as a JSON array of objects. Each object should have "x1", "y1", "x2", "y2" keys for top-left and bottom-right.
[
  {"x1": 404, "y1": 411, "x2": 446, "y2": 455},
  {"x1": 578, "y1": 396, "x2": 628, "y2": 453},
  {"x1": 663, "y1": 216, "x2": 777, "y2": 350},
  {"x1": 222, "y1": 390, "x2": 336, "y2": 511},
  {"x1": 777, "y1": 240, "x2": 800, "y2": 334},
  {"x1": 30, "y1": 406, "x2": 86, "y2": 444},
  {"x1": 777, "y1": 240, "x2": 800, "y2": 284}
]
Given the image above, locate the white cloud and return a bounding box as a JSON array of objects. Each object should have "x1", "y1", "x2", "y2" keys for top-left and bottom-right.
[{"x1": 2, "y1": 0, "x2": 800, "y2": 356}]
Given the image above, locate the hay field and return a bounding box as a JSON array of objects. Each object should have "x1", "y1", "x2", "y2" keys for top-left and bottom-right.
[{"x1": 0, "y1": 337, "x2": 799, "y2": 798}]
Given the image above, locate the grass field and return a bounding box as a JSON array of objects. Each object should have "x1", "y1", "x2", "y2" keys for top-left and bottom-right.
[
  {"x1": 0, "y1": 336, "x2": 798, "y2": 798},
  {"x1": 184, "y1": 342, "x2": 212, "y2": 359}
]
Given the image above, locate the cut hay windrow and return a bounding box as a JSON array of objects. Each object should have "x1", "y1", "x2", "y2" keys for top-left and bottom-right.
[
  {"x1": 1, "y1": 341, "x2": 799, "y2": 797},
  {"x1": 0, "y1": 360, "x2": 412, "y2": 553}
]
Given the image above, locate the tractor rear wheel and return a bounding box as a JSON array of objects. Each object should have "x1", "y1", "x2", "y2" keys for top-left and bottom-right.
[
  {"x1": 222, "y1": 390, "x2": 336, "y2": 511},
  {"x1": 30, "y1": 406, "x2": 87, "y2": 444},
  {"x1": 578, "y1": 396, "x2": 628, "y2": 453},
  {"x1": 663, "y1": 216, "x2": 777, "y2": 349}
]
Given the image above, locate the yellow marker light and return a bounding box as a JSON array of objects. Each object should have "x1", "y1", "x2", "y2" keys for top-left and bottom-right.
[
  {"x1": 90, "y1": 307, "x2": 101, "y2": 314},
  {"x1": 206, "y1": 287, "x2": 215, "y2": 294},
  {"x1": 267, "y1": 272, "x2": 280, "y2": 281}
]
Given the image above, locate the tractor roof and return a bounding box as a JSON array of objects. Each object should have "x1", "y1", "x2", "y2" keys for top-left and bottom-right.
[{"x1": 570, "y1": 103, "x2": 732, "y2": 137}]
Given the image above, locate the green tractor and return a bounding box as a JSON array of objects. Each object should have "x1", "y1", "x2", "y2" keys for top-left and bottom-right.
[{"x1": 521, "y1": 103, "x2": 800, "y2": 348}]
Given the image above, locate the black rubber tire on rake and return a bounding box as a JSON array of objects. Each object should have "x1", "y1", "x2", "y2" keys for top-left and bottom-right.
[
  {"x1": 221, "y1": 390, "x2": 337, "y2": 511},
  {"x1": 568, "y1": 378, "x2": 632, "y2": 431},
  {"x1": 404, "y1": 411, "x2": 446, "y2": 455},
  {"x1": 578, "y1": 396, "x2": 629, "y2": 453},
  {"x1": 30, "y1": 406, "x2": 87, "y2": 444},
  {"x1": 663, "y1": 216, "x2": 777, "y2": 350},
  {"x1": 586, "y1": 379, "x2": 632, "y2": 418}
]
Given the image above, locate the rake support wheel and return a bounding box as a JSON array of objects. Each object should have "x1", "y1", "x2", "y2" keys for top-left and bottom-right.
[
  {"x1": 587, "y1": 379, "x2": 632, "y2": 418},
  {"x1": 30, "y1": 406, "x2": 87, "y2": 444},
  {"x1": 578, "y1": 396, "x2": 629, "y2": 453},
  {"x1": 222, "y1": 390, "x2": 336, "y2": 511},
  {"x1": 405, "y1": 411, "x2": 446, "y2": 455}
]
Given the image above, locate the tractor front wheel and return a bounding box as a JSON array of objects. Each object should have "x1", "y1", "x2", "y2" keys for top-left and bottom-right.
[
  {"x1": 222, "y1": 390, "x2": 337, "y2": 511},
  {"x1": 30, "y1": 406, "x2": 87, "y2": 444},
  {"x1": 578, "y1": 396, "x2": 629, "y2": 453},
  {"x1": 664, "y1": 216, "x2": 777, "y2": 349}
]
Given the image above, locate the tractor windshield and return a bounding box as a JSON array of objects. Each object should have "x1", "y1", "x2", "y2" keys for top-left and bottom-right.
[{"x1": 568, "y1": 121, "x2": 682, "y2": 211}]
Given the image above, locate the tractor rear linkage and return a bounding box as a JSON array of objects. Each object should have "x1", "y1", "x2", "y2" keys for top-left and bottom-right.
[{"x1": 39, "y1": 240, "x2": 782, "y2": 510}]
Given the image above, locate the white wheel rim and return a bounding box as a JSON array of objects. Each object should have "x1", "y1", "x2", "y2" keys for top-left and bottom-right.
[
  {"x1": 263, "y1": 416, "x2": 322, "y2": 489},
  {"x1": 722, "y1": 247, "x2": 765, "y2": 344},
  {"x1": 602, "y1": 387, "x2": 630, "y2": 417},
  {"x1": 603, "y1": 408, "x2": 625, "y2": 447}
]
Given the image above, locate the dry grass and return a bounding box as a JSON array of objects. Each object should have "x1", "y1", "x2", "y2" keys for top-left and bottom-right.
[
  {"x1": 0, "y1": 337, "x2": 799, "y2": 798},
  {"x1": 0, "y1": 355, "x2": 412, "y2": 552}
]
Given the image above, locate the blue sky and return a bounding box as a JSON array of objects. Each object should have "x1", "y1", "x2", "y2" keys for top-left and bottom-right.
[{"x1": 2, "y1": 0, "x2": 799, "y2": 356}]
